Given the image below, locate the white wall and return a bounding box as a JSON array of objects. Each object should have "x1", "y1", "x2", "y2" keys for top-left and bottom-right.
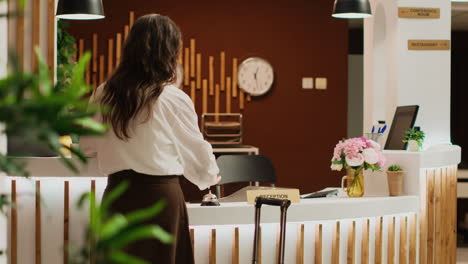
[{"x1": 364, "y1": 0, "x2": 452, "y2": 148}]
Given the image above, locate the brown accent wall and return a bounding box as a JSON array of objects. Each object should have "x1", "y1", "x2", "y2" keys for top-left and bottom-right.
[{"x1": 68, "y1": 0, "x2": 348, "y2": 201}]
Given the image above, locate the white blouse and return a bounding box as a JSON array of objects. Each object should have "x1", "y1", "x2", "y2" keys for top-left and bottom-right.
[{"x1": 80, "y1": 85, "x2": 219, "y2": 190}]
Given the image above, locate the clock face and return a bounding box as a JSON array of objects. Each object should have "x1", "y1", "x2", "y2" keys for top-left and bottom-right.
[{"x1": 237, "y1": 57, "x2": 274, "y2": 96}]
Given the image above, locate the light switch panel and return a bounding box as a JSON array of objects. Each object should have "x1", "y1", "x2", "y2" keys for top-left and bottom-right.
[
  {"x1": 302, "y1": 77, "x2": 314, "y2": 89},
  {"x1": 316, "y1": 77, "x2": 327, "y2": 90}
]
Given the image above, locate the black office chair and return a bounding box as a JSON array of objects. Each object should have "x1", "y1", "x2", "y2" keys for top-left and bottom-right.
[{"x1": 215, "y1": 155, "x2": 276, "y2": 198}]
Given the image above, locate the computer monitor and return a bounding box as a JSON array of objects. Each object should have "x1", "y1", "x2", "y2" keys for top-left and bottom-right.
[{"x1": 384, "y1": 105, "x2": 419, "y2": 150}]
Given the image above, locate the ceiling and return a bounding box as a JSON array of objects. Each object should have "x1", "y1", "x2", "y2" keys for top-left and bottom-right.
[{"x1": 348, "y1": 2, "x2": 468, "y2": 31}]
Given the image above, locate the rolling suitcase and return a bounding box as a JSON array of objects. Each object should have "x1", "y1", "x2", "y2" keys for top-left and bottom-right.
[{"x1": 252, "y1": 197, "x2": 292, "y2": 264}]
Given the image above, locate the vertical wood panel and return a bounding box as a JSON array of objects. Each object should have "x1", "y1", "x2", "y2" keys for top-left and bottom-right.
[
  {"x1": 64, "y1": 181, "x2": 69, "y2": 264},
  {"x1": 189, "y1": 228, "x2": 194, "y2": 251},
  {"x1": 232, "y1": 227, "x2": 239, "y2": 264},
  {"x1": 31, "y1": 0, "x2": 40, "y2": 71},
  {"x1": 426, "y1": 170, "x2": 435, "y2": 264},
  {"x1": 331, "y1": 222, "x2": 340, "y2": 264},
  {"x1": 239, "y1": 87, "x2": 245, "y2": 110},
  {"x1": 99, "y1": 55, "x2": 105, "y2": 85},
  {"x1": 434, "y1": 169, "x2": 442, "y2": 264},
  {"x1": 202, "y1": 79, "x2": 208, "y2": 114},
  {"x1": 347, "y1": 221, "x2": 356, "y2": 264},
  {"x1": 190, "y1": 81, "x2": 196, "y2": 103},
  {"x1": 220, "y1": 51, "x2": 225, "y2": 91},
  {"x1": 441, "y1": 168, "x2": 447, "y2": 263},
  {"x1": 209, "y1": 229, "x2": 216, "y2": 264},
  {"x1": 129, "y1": 11, "x2": 135, "y2": 28},
  {"x1": 107, "y1": 39, "x2": 114, "y2": 76},
  {"x1": 387, "y1": 217, "x2": 395, "y2": 264},
  {"x1": 92, "y1": 34, "x2": 98, "y2": 73},
  {"x1": 232, "y1": 58, "x2": 238, "y2": 97},
  {"x1": 16, "y1": 4, "x2": 24, "y2": 69},
  {"x1": 375, "y1": 216, "x2": 383, "y2": 264},
  {"x1": 177, "y1": 41, "x2": 183, "y2": 65},
  {"x1": 361, "y1": 219, "x2": 369, "y2": 264},
  {"x1": 190, "y1": 39, "x2": 195, "y2": 77},
  {"x1": 184, "y1": 48, "x2": 189, "y2": 86},
  {"x1": 196, "y1": 53, "x2": 201, "y2": 88},
  {"x1": 247, "y1": 94, "x2": 251, "y2": 102},
  {"x1": 315, "y1": 224, "x2": 322, "y2": 264},
  {"x1": 116, "y1": 33, "x2": 122, "y2": 66},
  {"x1": 215, "y1": 84, "x2": 220, "y2": 122},
  {"x1": 409, "y1": 214, "x2": 417, "y2": 264},
  {"x1": 90, "y1": 180, "x2": 96, "y2": 264},
  {"x1": 47, "y1": 0, "x2": 55, "y2": 79},
  {"x1": 124, "y1": 25, "x2": 129, "y2": 40},
  {"x1": 209, "y1": 56, "x2": 214, "y2": 95},
  {"x1": 226, "y1": 77, "x2": 232, "y2": 113},
  {"x1": 451, "y1": 166, "x2": 458, "y2": 264},
  {"x1": 399, "y1": 216, "x2": 408, "y2": 264},
  {"x1": 11, "y1": 180, "x2": 17, "y2": 264},
  {"x1": 296, "y1": 224, "x2": 304, "y2": 264},
  {"x1": 35, "y1": 181, "x2": 41, "y2": 264},
  {"x1": 78, "y1": 39, "x2": 84, "y2": 59}
]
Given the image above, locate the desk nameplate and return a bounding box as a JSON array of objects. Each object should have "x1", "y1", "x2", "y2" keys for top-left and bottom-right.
[
  {"x1": 398, "y1": 7, "x2": 440, "y2": 19},
  {"x1": 246, "y1": 189, "x2": 300, "y2": 204},
  {"x1": 408, "y1": 40, "x2": 450, "y2": 50}
]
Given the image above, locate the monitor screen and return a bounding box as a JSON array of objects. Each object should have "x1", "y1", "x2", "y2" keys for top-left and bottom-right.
[{"x1": 384, "y1": 105, "x2": 419, "y2": 150}]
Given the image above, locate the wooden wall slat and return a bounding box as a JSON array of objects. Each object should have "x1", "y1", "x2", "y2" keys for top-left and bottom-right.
[
  {"x1": 16, "y1": 3, "x2": 24, "y2": 69},
  {"x1": 63, "y1": 181, "x2": 69, "y2": 264},
  {"x1": 451, "y1": 166, "x2": 458, "y2": 264},
  {"x1": 47, "y1": 0, "x2": 55, "y2": 80},
  {"x1": 189, "y1": 228, "x2": 194, "y2": 251},
  {"x1": 247, "y1": 94, "x2": 251, "y2": 102},
  {"x1": 209, "y1": 56, "x2": 214, "y2": 95},
  {"x1": 78, "y1": 39, "x2": 84, "y2": 59},
  {"x1": 215, "y1": 84, "x2": 220, "y2": 122},
  {"x1": 31, "y1": 0, "x2": 40, "y2": 71},
  {"x1": 399, "y1": 216, "x2": 408, "y2": 264},
  {"x1": 232, "y1": 58, "x2": 238, "y2": 97},
  {"x1": 11, "y1": 180, "x2": 17, "y2": 264},
  {"x1": 90, "y1": 180, "x2": 96, "y2": 264},
  {"x1": 190, "y1": 39, "x2": 195, "y2": 77},
  {"x1": 99, "y1": 55, "x2": 105, "y2": 85},
  {"x1": 202, "y1": 79, "x2": 208, "y2": 114},
  {"x1": 116, "y1": 33, "x2": 122, "y2": 67},
  {"x1": 35, "y1": 181, "x2": 41, "y2": 264},
  {"x1": 387, "y1": 217, "x2": 395, "y2": 264},
  {"x1": 441, "y1": 168, "x2": 447, "y2": 263},
  {"x1": 296, "y1": 224, "x2": 304, "y2": 264},
  {"x1": 361, "y1": 219, "x2": 369, "y2": 264},
  {"x1": 409, "y1": 214, "x2": 417, "y2": 264},
  {"x1": 332, "y1": 222, "x2": 340, "y2": 264},
  {"x1": 92, "y1": 34, "x2": 98, "y2": 73},
  {"x1": 124, "y1": 25, "x2": 129, "y2": 40},
  {"x1": 426, "y1": 170, "x2": 435, "y2": 264},
  {"x1": 220, "y1": 51, "x2": 225, "y2": 91},
  {"x1": 315, "y1": 224, "x2": 322, "y2": 264},
  {"x1": 184, "y1": 48, "x2": 190, "y2": 86},
  {"x1": 177, "y1": 41, "x2": 183, "y2": 65},
  {"x1": 190, "y1": 81, "x2": 196, "y2": 103},
  {"x1": 129, "y1": 11, "x2": 135, "y2": 29},
  {"x1": 107, "y1": 39, "x2": 114, "y2": 77},
  {"x1": 226, "y1": 77, "x2": 232, "y2": 113},
  {"x1": 239, "y1": 89, "x2": 245, "y2": 110},
  {"x1": 232, "y1": 227, "x2": 239, "y2": 264},
  {"x1": 196, "y1": 53, "x2": 201, "y2": 89},
  {"x1": 375, "y1": 216, "x2": 383, "y2": 264},
  {"x1": 347, "y1": 221, "x2": 356, "y2": 264},
  {"x1": 209, "y1": 229, "x2": 216, "y2": 264}
]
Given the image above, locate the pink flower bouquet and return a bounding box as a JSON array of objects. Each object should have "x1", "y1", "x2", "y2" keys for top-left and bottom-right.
[{"x1": 330, "y1": 137, "x2": 385, "y2": 171}]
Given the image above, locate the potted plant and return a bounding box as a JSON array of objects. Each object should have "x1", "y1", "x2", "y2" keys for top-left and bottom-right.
[
  {"x1": 403, "y1": 127, "x2": 425, "y2": 152},
  {"x1": 386, "y1": 164, "x2": 404, "y2": 196},
  {"x1": 331, "y1": 137, "x2": 385, "y2": 197}
]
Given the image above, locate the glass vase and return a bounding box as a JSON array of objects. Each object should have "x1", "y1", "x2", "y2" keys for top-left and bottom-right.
[{"x1": 341, "y1": 168, "x2": 364, "y2": 197}]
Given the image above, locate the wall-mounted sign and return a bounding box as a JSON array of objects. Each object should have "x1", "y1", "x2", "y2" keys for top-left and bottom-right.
[
  {"x1": 398, "y1": 7, "x2": 440, "y2": 19},
  {"x1": 408, "y1": 40, "x2": 450, "y2": 50}
]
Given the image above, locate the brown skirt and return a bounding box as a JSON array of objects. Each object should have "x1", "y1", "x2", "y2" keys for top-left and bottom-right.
[{"x1": 103, "y1": 170, "x2": 194, "y2": 264}]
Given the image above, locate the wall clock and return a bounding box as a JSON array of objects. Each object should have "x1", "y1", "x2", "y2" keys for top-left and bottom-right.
[{"x1": 237, "y1": 57, "x2": 274, "y2": 96}]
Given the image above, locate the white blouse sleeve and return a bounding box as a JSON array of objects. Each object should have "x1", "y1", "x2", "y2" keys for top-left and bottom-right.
[{"x1": 163, "y1": 96, "x2": 219, "y2": 190}]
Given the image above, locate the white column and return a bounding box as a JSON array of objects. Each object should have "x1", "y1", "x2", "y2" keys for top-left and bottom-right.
[{"x1": 364, "y1": 0, "x2": 452, "y2": 148}]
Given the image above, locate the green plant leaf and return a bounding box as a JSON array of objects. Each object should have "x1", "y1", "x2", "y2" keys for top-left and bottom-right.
[
  {"x1": 125, "y1": 199, "x2": 166, "y2": 226},
  {"x1": 100, "y1": 182, "x2": 129, "y2": 216},
  {"x1": 105, "y1": 225, "x2": 174, "y2": 250},
  {"x1": 109, "y1": 250, "x2": 149, "y2": 264}
]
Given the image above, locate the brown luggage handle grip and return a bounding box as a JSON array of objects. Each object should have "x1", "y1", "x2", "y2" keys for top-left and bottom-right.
[{"x1": 255, "y1": 197, "x2": 291, "y2": 209}]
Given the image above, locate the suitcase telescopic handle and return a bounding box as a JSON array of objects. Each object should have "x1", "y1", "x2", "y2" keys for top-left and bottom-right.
[{"x1": 255, "y1": 197, "x2": 291, "y2": 209}]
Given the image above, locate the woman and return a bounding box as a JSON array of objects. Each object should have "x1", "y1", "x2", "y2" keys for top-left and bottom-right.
[{"x1": 81, "y1": 14, "x2": 219, "y2": 263}]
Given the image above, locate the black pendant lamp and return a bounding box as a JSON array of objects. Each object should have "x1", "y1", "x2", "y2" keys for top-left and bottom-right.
[
  {"x1": 56, "y1": 0, "x2": 105, "y2": 20},
  {"x1": 332, "y1": 0, "x2": 372, "y2": 19}
]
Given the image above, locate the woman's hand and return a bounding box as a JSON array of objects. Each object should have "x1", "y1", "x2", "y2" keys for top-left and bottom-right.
[{"x1": 211, "y1": 175, "x2": 222, "y2": 185}]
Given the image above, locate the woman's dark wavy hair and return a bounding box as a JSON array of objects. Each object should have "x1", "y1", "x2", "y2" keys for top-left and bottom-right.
[{"x1": 99, "y1": 14, "x2": 181, "y2": 140}]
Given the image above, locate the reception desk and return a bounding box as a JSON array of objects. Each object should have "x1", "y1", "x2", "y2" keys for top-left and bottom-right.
[{"x1": 0, "y1": 145, "x2": 461, "y2": 264}]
